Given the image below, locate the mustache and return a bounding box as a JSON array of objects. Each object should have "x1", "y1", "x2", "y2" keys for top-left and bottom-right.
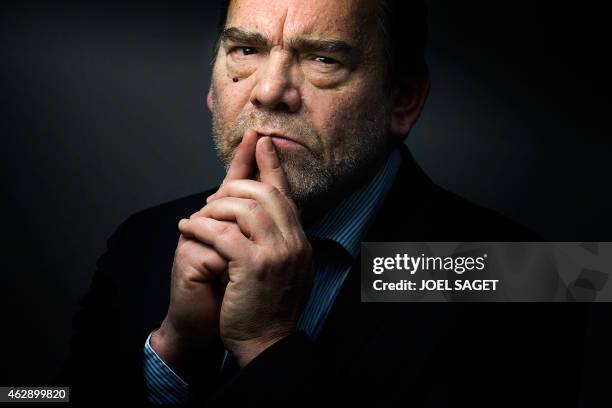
[{"x1": 229, "y1": 112, "x2": 321, "y2": 153}]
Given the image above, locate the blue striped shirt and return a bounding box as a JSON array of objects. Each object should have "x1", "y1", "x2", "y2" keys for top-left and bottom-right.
[{"x1": 144, "y1": 147, "x2": 401, "y2": 404}]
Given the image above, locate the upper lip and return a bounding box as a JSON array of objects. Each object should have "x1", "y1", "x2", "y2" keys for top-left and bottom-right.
[{"x1": 254, "y1": 129, "x2": 306, "y2": 148}]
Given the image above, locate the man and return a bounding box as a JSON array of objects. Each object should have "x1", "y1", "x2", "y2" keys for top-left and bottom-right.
[{"x1": 60, "y1": 0, "x2": 587, "y2": 405}]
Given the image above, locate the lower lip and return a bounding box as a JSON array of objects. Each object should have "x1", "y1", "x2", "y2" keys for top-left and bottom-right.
[{"x1": 270, "y1": 136, "x2": 304, "y2": 149}]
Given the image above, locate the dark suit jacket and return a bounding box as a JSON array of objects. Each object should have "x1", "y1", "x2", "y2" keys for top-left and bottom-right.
[{"x1": 59, "y1": 144, "x2": 587, "y2": 406}]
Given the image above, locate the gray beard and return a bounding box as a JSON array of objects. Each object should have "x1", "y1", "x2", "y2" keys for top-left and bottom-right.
[{"x1": 211, "y1": 93, "x2": 393, "y2": 212}]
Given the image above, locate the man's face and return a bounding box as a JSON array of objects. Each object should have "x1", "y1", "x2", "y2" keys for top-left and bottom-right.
[{"x1": 209, "y1": 0, "x2": 393, "y2": 209}]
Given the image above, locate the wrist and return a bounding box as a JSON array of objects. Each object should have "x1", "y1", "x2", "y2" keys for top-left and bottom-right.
[
  {"x1": 150, "y1": 324, "x2": 186, "y2": 374},
  {"x1": 150, "y1": 320, "x2": 216, "y2": 380}
]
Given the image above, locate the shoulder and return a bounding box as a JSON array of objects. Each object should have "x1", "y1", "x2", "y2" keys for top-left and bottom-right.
[
  {"x1": 116, "y1": 187, "x2": 216, "y2": 239},
  {"x1": 86, "y1": 188, "x2": 219, "y2": 325},
  {"x1": 97, "y1": 187, "x2": 218, "y2": 269},
  {"x1": 425, "y1": 183, "x2": 543, "y2": 241},
  {"x1": 374, "y1": 144, "x2": 543, "y2": 241}
]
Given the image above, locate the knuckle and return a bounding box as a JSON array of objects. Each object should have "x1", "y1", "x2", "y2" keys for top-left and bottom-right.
[
  {"x1": 225, "y1": 179, "x2": 239, "y2": 190},
  {"x1": 182, "y1": 265, "x2": 199, "y2": 280},
  {"x1": 265, "y1": 184, "x2": 280, "y2": 196},
  {"x1": 244, "y1": 198, "x2": 259, "y2": 212},
  {"x1": 177, "y1": 238, "x2": 197, "y2": 255},
  {"x1": 172, "y1": 251, "x2": 187, "y2": 274},
  {"x1": 253, "y1": 210, "x2": 269, "y2": 228},
  {"x1": 215, "y1": 221, "x2": 232, "y2": 235},
  {"x1": 221, "y1": 236, "x2": 240, "y2": 255}
]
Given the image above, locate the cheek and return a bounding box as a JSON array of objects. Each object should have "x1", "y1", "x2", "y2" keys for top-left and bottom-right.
[
  {"x1": 212, "y1": 70, "x2": 253, "y2": 123},
  {"x1": 303, "y1": 85, "x2": 376, "y2": 152}
]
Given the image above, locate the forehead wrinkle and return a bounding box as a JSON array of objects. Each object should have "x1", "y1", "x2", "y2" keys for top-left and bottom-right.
[
  {"x1": 226, "y1": 0, "x2": 376, "y2": 56},
  {"x1": 282, "y1": 2, "x2": 373, "y2": 54},
  {"x1": 226, "y1": 0, "x2": 289, "y2": 47},
  {"x1": 277, "y1": 4, "x2": 289, "y2": 48}
]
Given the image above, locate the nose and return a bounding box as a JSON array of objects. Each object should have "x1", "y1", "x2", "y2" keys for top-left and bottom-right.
[{"x1": 249, "y1": 49, "x2": 301, "y2": 113}]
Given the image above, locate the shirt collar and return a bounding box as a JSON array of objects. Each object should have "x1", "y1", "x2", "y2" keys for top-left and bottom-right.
[{"x1": 305, "y1": 147, "x2": 400, "y2": 259}]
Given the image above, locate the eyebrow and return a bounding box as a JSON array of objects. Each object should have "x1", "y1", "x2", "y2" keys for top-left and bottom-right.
[
  {"x1": 221, "y1": 27, "x2": 358, "y2": 58},
  {"x1": 289, "y1": 37, "x2": 356, "y2": 57},
  {"x1": 221, "y1": 27, "x2": 268, "y2": 48}
]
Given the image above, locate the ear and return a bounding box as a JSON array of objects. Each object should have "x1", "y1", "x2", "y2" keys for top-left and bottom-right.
[
  {"x1": 206, "y1": 87, "x2": 214, "y2": 112},
  {"x1": 390, "y1": 71, "x2": 431, "y2": 141}
]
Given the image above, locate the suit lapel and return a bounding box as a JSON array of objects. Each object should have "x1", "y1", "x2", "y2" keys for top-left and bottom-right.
[{"x1": 314, "y1": 144, "x2": 436, "y2": 368}]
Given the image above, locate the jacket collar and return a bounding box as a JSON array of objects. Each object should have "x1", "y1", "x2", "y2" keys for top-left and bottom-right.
[{"x1": 313, "y1": 144, "x2": 440, "y2": 365}]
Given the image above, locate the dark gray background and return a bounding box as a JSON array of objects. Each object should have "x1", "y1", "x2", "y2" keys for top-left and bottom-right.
[{"x1": 2, "y1": 0, "x2": 610, "y2": 400}]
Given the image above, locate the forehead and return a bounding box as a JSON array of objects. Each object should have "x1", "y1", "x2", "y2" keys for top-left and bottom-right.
[{"x1": 227, "y1": 0, "x2": 378, "y2": 45}]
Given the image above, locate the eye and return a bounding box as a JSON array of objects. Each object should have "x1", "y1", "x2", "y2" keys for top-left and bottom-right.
[
  {"x1": 232, "y1": 46, "x2": 258, "y2": 56},
  {"x1": 314, "y1": 56, "x2": 338, "y2": 65}
]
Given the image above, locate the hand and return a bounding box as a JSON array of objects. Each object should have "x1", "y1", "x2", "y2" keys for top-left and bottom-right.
[
  {"x1": 178, "y1": 129, "x2": 314, "y2": 367},
  {"x1": 150, "y1": 129, "x2": 259, "y2": 375},
  {"x1": 150, "y1": 226, "x2": 230, "y2": 378}
]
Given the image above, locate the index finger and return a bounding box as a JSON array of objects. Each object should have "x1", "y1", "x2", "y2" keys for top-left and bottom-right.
[
  {"x1": 207, "y1": 129, "x2": 258, "y2": 204},
  {"x1": 222, "y1": 128, "x2": 258, "y2": 184}
]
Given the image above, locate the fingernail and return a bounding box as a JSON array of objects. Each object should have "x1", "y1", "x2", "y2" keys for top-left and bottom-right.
[{"x1": 264, "y1": 136, "x2": 275, "y2": 152}]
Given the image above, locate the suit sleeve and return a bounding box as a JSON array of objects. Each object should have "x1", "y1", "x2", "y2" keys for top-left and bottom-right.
[
  {"x1": 55, "y1": 216, "x2": 150, "y2": 404},
  {"x1": 201, "y1": 331, "x2": 329, "y2": 406}
]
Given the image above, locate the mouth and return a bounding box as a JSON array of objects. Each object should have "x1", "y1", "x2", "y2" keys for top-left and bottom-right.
[{"x1": 254, "y1": 129, "x2": 307, "y2": 150}]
